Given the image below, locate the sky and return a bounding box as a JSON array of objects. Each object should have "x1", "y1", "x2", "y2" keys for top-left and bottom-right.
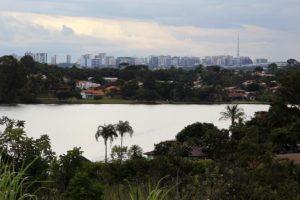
[{"x1": 0, "y1": 0, "x2": 300, "y2": 62}]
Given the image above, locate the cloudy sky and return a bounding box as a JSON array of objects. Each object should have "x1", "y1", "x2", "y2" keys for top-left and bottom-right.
[{"x1": 0, "y1": 0, "x2": 299, "y2": 62}]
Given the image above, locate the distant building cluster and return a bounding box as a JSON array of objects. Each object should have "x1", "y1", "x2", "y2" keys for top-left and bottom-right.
[
  {"x1": 24, "y1": 52, "x2": 72, "y2": 65},
  {"x1": 25, "y1": 52, "x2": 48, "y2": 63},
  {"x1": 80, "y1": 53, "x2": 116, "y2": 68},
  {"x1": 10, "y1": 52, "x2": 269, "y2": 69},
  {"x1": 79, "y1": 53, "x2": 268, "y2": 69}
]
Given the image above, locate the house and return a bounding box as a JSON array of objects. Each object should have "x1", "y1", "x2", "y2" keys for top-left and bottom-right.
[
  {"x1": 225, "y1": 87, "x2": 248, "y2": 100},
  {"x1": 103, "y1": 77, "x2": 118, "y2": 83},
  {"x1": 76, "y1": 81, "x2": 101, "y2": 90},
  {"x1": 105, "y1": 86, "x2": 120, "y2": 92},
  {"x1": 80, "y1": 90, "x2": 105, "y2": 99},
  {"x1": 252, "y1": 72, "x2": 274, "y2": 77},
  {"x1": 269, "y1": 86, "x2": 280, "y2": 92},
  {"x1": 144, "y1": 146, "x2": 207, "y2": 160},
  {"x1": 242, "y1": 80, "x2": 255, "y2": 87}
]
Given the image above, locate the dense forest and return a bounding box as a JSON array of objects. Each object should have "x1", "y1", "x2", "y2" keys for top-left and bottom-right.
[
  {"x1": 1, "y1": 55, "x2": 300, "y2": 104},
  {"x1": 1, "y1": 68, "x2": 300, "y2": 199}
]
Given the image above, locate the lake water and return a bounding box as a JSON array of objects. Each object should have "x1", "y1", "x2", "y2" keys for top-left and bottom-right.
[{"x1": 0, "y1": 104, "x2": 269, "y2": 161}]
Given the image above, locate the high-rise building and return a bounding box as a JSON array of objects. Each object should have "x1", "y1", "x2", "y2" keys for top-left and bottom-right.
[
  {"x1": 115, "y1": 57, "x2": 135, "y2": 67},
  {"x1": 105, "y1": 56, "x2": 116, "y2": 66},
  {"x1": 51, "y1": 55, "x2": 56, "y2": 65},
  {"x1": 171, "y1": 56, "x2": 180, "y2": 66},
  {"x1": 66, "y1": 55, "x2": 71, "y2": 64},
  {"x1": 95, "y1": 53, "x2": 106, "y2": 65},
  {"x1": 91, "y1": 58, "x2": 101, "y2": 68},
  {"x1": 255, "y1": 58, "x2": 268, "y2": 64},
  {"x1": 80, "y1": 54, "x2": 92, "y2": 67},
  {"x1": 35, "y1": 53, "x2": 47, "y2": 63}
]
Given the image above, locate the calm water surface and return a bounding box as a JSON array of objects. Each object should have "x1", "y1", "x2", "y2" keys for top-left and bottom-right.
[{"x1": 0, "y1": 104, "x2": 269, "y2": 161}]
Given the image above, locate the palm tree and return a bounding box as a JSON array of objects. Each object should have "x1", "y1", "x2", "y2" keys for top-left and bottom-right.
[
  {"x1": 128, "y1": 145, "x2": 143, "y2": 159},
  {"x1": 219, "y1": 104, "x2": 245, "y2": 125},
  {"x1": 116, "y1": 121, "x2": 133, "y2": 162},
  {"x1": 95, "y1": 124, "x2": 118, "y2": 163},
  {"x1": 116, "y1": 120, "x2": 134, "y2": 149}
]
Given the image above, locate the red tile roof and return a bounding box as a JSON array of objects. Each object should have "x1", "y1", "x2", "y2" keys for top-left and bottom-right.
[
  {"x1": 105, "y1": 86, "x2": 120, "y2": 91},
  {"x1": 83, "y1": 90, "x2": 105, "y2": 96}
]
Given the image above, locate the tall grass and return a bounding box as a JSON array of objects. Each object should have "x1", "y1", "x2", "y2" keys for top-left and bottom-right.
[
  {"x1": 128, "y1": 177, "x2": 174, "y2": 200},
  {"x1": 0, "y1": 158, "x2": 36, "y2": 200}
]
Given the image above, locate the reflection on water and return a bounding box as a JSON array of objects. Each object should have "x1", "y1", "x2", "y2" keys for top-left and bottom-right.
[{"x1": 0, "y1": 104, "x2": 269, "y2": 161}]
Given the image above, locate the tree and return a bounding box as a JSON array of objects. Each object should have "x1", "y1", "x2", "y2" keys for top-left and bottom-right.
[
  {"x1": 111, "y1": 145, "x2": 128, "y2": 162},
  {"x1": 206, "y1": 65, "x2": 221, "y2": 73},
  {"x1": 287, "y1": 59, "x2": 299, "y2": 66},
  {"x1": 116, "y1": 120, "x2": 133, "y2": 149},
  {"x1": 120, "y1": 80, "x2": 139, "y2": 99},
  {"x1": 64, "y1": 170, "x2": 103, "y2": 200},
  {"x1": 278, "y1": 72, "x2": 300, "y2": 105},
  {"x1": 127, "y1": 145, "x2": 143, "y2": 159},
  {"x1": 51, "y1": 147, "x2": 84, "y2": 191},
  {"x1": 219, "y1": 104, "x2": 245, "y2": 126},
  {"x1": 95, "y1": 124, "x2": 118, "y2": 163},
  {"x1": 20, "y1": 55, "x2": 36, "y2": 73},
  {"x1": 0, "y1": 56, "x2": 28, "y2": 102},
  {"x1": 267, "y1": 63, "x2": 278, "y2": 73},
  {"x1": 254, "y1": 66, "x2": 263, "y2": 73},
  {"x1": 116, "y1": 120, "x2": 133, "y2": 162},
  {"x1": 176, "y1": 122, "x2": 218, "y2": 145}
]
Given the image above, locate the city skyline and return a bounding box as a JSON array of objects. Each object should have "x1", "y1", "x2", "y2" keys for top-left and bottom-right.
[
  {"x1": 11, "y1": 51, "x2": 269, "y2": 68},
  {"x1": 0, "y1": 0, "x2": 300, "y2": 62}
]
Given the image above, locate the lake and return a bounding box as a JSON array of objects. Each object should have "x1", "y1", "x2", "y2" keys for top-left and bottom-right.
[{"x1": 0, "y1": 104, "x2": 269, "y2": 161}]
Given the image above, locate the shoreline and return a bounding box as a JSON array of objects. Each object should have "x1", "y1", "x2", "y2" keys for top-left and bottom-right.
[{"x1": 0, "y1": 98, "x2": 269, "y2": 105}]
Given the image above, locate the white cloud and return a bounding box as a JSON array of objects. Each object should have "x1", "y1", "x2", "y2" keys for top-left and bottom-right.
[{"x1": 0, "y1": 11, "x2": 299, "y2": 61}]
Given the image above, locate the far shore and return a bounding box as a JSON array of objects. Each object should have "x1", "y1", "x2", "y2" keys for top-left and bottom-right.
[{"x1": 0, "y1": 98, "x2": 269, "y2": 105}]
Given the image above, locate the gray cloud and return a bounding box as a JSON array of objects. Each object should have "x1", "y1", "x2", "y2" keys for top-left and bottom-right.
[
  {"x1": 0, "y1": 0, "x2": 299, "y2": 61},
  {"x1": 61, "y1": 25, "x2": 75, "y2": 36},
  {"x1": 1, "y1": 0, "x2": 300, "y2": 32}
]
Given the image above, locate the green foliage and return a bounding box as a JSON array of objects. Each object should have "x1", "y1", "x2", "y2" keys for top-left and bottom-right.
[
  {"x1": 0, "y1": 56, "x2": 28, "y2": 102},
  {"x1": 128, "y1": 145, "x2": 143, "y2": 159},
  {"x1": 176, "y1": 122, "x2": 218, "y2": 145},
  {"x1": 278, "y1": 72, "x2": 300, "y2": 105},
  {"x1": 50, "y1": 147, "x2": 85, "y2": 193},
  {"x1": 0, "y1": 157, "x2": 37, "y2": 200},
  {"x1": 111, "y1": 145, "x2": 128, "y2": 162},
  {"x1": 116, "y1": 120, "x2": 134, "y2": 149},
  {"x1": 121, "y1": 80, "x2": 139, "y2": 99},
  {"x1": 95, "y1": 124, "x2": 118, "y2": 163},
  {"x1": 56, "y1": 91, "x2": 81, "y2": 100},
  {"x1": 64, "y1": 170, "x2": 104, "y2": 200},
  {"x1": 219, "y1": 104, "x2": 245, "y2": 125},
  {"x1": 128, "y1": 176, "x2": 173, "y2": 200}
]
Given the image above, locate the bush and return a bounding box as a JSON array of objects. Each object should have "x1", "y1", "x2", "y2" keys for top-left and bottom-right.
[{"x1": 56, "y1": 92, "x2": 81, "y2": 100}]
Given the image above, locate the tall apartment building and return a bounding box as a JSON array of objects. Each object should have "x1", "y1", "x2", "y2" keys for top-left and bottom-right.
[
  {"x1": 66, "y1": 55, "x2": 71, "y2": 64},
  {"x1": 105, "y1": 56, "x2": 116, "y2": 66},
  {"x1": 80, "y1": 54, "x2": 92, "y2": 67},
  {"x1": 35, "y1": 53, "x2": 48, "y2": 63},
  {"x1": 51, "y1": 55, "x2": 56, "y2": 65}
]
